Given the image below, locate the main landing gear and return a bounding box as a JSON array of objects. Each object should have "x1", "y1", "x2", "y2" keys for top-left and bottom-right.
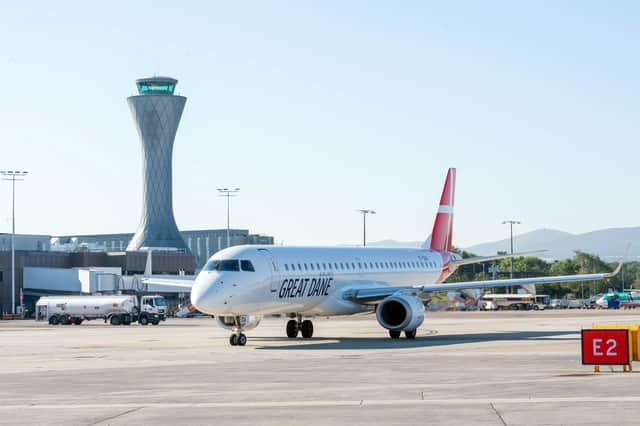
[
  {"x1": 228, "y1": 316, "x2": 247, "y2": 346},
  {"x1": 389, "y1": 330, "x2": 417, "y2": 339},
  {"x1": 286, "y1": 316, "x2": 314, "y2": 338}
]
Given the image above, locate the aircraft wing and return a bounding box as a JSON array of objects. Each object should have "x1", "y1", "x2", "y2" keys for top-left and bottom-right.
[
  {"x1": 343, "y1": 258, "x2": 623, "y2": 304},
  {"x1": 450, "y1": 250, "x2": 546, "y2": 269},
  {"x1": 139, "y1": 250, "x2": 195, "y2": 289},
  {"x1": 140, "y1": 276, "x2": 195, "y2": 289}
]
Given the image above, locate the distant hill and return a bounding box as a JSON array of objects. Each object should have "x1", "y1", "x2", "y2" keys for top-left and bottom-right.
[
  {"x1": 367, "y1": 227, "x2": 640, "y2": 261},
  {"x1": 465, "y1": 227, "x2": 640, "y2": 261}
]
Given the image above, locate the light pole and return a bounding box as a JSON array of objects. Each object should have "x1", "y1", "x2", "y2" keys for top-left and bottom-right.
[
  {"x1": 218, "y1": 188, "x2": 240, "y2": 248},
  {"x1": 1, "y1": 170, "x2": 28, "y2": 315},
  {"x1": 357, "y1": 209, "x2": 376, "y2": 246},
  {"x1": 502, "y1": 220, "x2": 521, "y2": 281}
]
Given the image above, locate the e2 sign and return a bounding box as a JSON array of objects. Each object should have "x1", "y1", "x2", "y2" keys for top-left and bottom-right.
[{"x1": 582, "y1": 329, "x2": 630, "y2": 365}]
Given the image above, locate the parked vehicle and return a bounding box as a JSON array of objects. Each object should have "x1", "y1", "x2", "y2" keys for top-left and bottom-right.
[
  {"x1": 549, "y1": 299, "x2": 563, "y2": 309},
  {"x1": 35, "y1": 294, "x2": 167, "y2": 326},
  {"x1": 480, "y1": 293, "x2": 535, "y2": 310},
  {"x1": 562, "y1": 294, "x2": 585, "y2": 309}
]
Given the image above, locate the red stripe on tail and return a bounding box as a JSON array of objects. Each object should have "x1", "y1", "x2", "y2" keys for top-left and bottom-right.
[{"x1": 430, "y1": 168, "x2": 456, "y2": 252}]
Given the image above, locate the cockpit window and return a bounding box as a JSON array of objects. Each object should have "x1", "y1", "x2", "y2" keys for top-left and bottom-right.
[
  {"x1": 219, "y1": 260, "x2": 240, "y2": 271},
  {"x1": 203, "y1": 259, "x2": 240, "y2": 271},
  {"x1": 203, "y1": 260, "x2": 220, "y2": 271},
  {"x1": 240, "y1": 260, "x2": 255, "y2": 272}
]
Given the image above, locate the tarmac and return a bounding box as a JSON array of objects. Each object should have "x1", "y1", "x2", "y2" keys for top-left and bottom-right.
[{"x1": 2, "y1": 310, "x2": 640, "y2": 425}]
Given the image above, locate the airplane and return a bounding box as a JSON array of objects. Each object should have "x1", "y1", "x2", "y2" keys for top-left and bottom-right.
[{"x1": 144, "y1": 168, "x2": 623, "y2": 346}]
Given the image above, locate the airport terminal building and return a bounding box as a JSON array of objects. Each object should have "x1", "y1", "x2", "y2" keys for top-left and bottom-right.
[{"x1": 56, "y1": 229, "x2": 274, "y2": 268}]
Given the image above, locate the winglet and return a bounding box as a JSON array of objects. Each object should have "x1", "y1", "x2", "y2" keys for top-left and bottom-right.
[
  {"x1": 604, "y1": 243, "x2": 630, "y2": 278},
  {"x1": 144, "y1": 250, "x2": 153, "y2": 277}
]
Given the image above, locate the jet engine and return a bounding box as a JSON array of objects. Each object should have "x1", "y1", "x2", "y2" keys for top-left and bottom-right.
[
  {"x1": 216, "y1": 315, "x2": 262, "y2": 331},
  {"x1": 376, "y1": 294, "x2": 425, "y2": 332}
]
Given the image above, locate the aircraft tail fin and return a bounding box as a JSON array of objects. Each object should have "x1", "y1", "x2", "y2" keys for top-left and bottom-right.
[{"x1": 428, "y1": 168, "x2": 456, "y2": 252}]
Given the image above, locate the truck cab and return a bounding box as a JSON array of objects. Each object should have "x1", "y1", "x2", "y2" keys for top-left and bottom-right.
[{"x1": 137, "y1": 295, "x2": 167, "y2": 325}]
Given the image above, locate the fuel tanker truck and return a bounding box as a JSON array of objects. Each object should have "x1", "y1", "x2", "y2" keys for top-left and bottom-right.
[{"x1": 35, "y1": 294, "x2": 167, "y2": 326}]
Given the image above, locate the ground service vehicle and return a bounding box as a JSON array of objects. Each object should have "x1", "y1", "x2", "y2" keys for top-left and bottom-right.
[
  {"x1": 36, "y1": 295, "x2": 167, "y2": 326},
  {"x1": 480, "y1": 293, "x2": 539, "y2": 310},
  {"x1": 595, "y1": 291, "x2": 640, "y2": 309}
]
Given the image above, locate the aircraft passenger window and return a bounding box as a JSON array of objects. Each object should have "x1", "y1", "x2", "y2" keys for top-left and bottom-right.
[
  {"x1": 298, "y1": 263, "x2": 302, "y2": 270},
  {"x1": 284, "y1": 264, "x2": 289, "y2": 271},
  {"x1": 351, "y1": 263, "x2": 356, "y2": 269},
  {"x1": 304, "y1": 264, "x2": 308, "y2": 270},
  {"x1": 310, "y1": 263, "x2": 314, "y2": 270},
  {"x1": 363, "y1": 263, "x2": 367, "y2": 269},
  {"x1": 345, "y1": 263, "x2": 350, "y2": 270},
  {"x1": 358, "y1": 262, "x2": 362, "y2": 268},
  {"x1": 322, "y1": 263, "x2": 327, "y2": 270},
  {"x1": 240, "y1": 260, "x2": 255, "y2": 272},
  {"x1": 218, "y1": 260, "x2": 240, "y2": 271},
  {"x1": 291, "y1": 264, "x2": 296, "y2": 271},
  {"x1": 316, "y1": 263, "x2": 321, "y2": 270},
  {"x1": 369, "y1": 262, "x2": 374, "y2": 269}
]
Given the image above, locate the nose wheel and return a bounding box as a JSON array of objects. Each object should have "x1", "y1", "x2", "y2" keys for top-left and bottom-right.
[
  {"x1": 229, "y1": 333, "x2": 247, "y2": 346},
  {"x1": 286, "y1": 317, "x2": 314, "y2": 338},
  {"x1": 228, "y1": 316, "x2": 248, "y2": 346}
]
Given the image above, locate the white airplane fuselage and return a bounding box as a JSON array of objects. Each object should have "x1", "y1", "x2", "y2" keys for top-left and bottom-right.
[{"x1": 190, "y1": 245, "x2": 459, "y2": 317}]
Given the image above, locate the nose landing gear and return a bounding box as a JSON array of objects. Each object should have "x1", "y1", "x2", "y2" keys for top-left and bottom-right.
[
  {"x1": 228, "y1": 316, "x2": 248, "y2": 346},
  {"x1": 229, "y1": 333, "x2": 247, "y2": 346}
]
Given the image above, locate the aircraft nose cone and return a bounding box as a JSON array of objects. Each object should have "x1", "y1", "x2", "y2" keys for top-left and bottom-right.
[{"x1": 190, "y1": 277, "x2": 211, "y2": 312}]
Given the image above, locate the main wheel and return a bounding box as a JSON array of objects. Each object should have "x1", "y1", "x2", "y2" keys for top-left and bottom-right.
[
  {"x1": 405, "y1": 330, "x2": 417, "y2": 339},
  {"x1": 110, "y1": 315, "x2": 121, "y2": 326},
  {"x1": 139, "y1": 315, "x2": 149, "y2": 326},
  {"x1": 300, "y1": 320, "x2": 314, "y2": 338},
  {"x1": 48, "y1": 315, "x2": 59, "y2": 325},
  {"x1": 286, "y1": 319, "x2": 299, "y2": 338},
  {"x1": 389, "y1": 330, "x2": 401, "y2": 339},
  {"x1": 237, "y1": 334, "x2": 247, "y2": 346},
  {"x1": 229, "y1": 334, "x2": 238, "y2": 346}
]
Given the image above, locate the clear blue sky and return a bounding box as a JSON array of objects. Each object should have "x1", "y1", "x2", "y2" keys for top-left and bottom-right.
[{"x1": 1, "y1": 1, "x2": 638, "y2": 248}]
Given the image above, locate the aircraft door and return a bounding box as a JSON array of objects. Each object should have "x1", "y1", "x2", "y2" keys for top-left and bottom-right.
[{"x1": 258, "y1": 248, "x2": 280, "y2": 293}]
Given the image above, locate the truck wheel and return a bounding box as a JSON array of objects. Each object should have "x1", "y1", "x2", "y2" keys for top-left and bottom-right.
[
  {"x1": 151, "y1": 319, "x2": 159, "y2": 325},
  {"x1": 73, "y1": 318, "x2": 83, "y2": 325},
  {"x1": 139, "y1": 315, "x2": 149, "y2": 326},
  {"x1": 60, "y1": 315, "x2": 71, "y2": 325},
  {"x1": 110, "y1": 315, "x2": 121, "y2": 326},
  {"x1": 48, "y1": 315, "x2": 59, "y2": 325}
]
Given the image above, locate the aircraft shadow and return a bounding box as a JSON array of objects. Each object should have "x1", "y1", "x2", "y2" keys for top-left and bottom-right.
[{"x1": 253, "y1": 330, "x2": 577, "y2": 351}]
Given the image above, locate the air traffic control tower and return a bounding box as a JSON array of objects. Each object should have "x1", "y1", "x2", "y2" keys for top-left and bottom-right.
[{"x1": 126, "y1": 76, "x2": 190, "y2": 252}]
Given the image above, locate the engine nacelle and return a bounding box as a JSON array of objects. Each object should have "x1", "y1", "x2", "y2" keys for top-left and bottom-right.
[
  {"x1": 216, "y1": 315, "x2": 262, "y2": 331},
  {"x1": 376, "y1": 294, "x2": 425, "y2": 332}
]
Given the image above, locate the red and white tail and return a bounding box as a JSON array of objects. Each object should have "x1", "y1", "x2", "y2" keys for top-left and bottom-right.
[{"x1": 428, "y1": 168, "x2": 456, "y2": 252}]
